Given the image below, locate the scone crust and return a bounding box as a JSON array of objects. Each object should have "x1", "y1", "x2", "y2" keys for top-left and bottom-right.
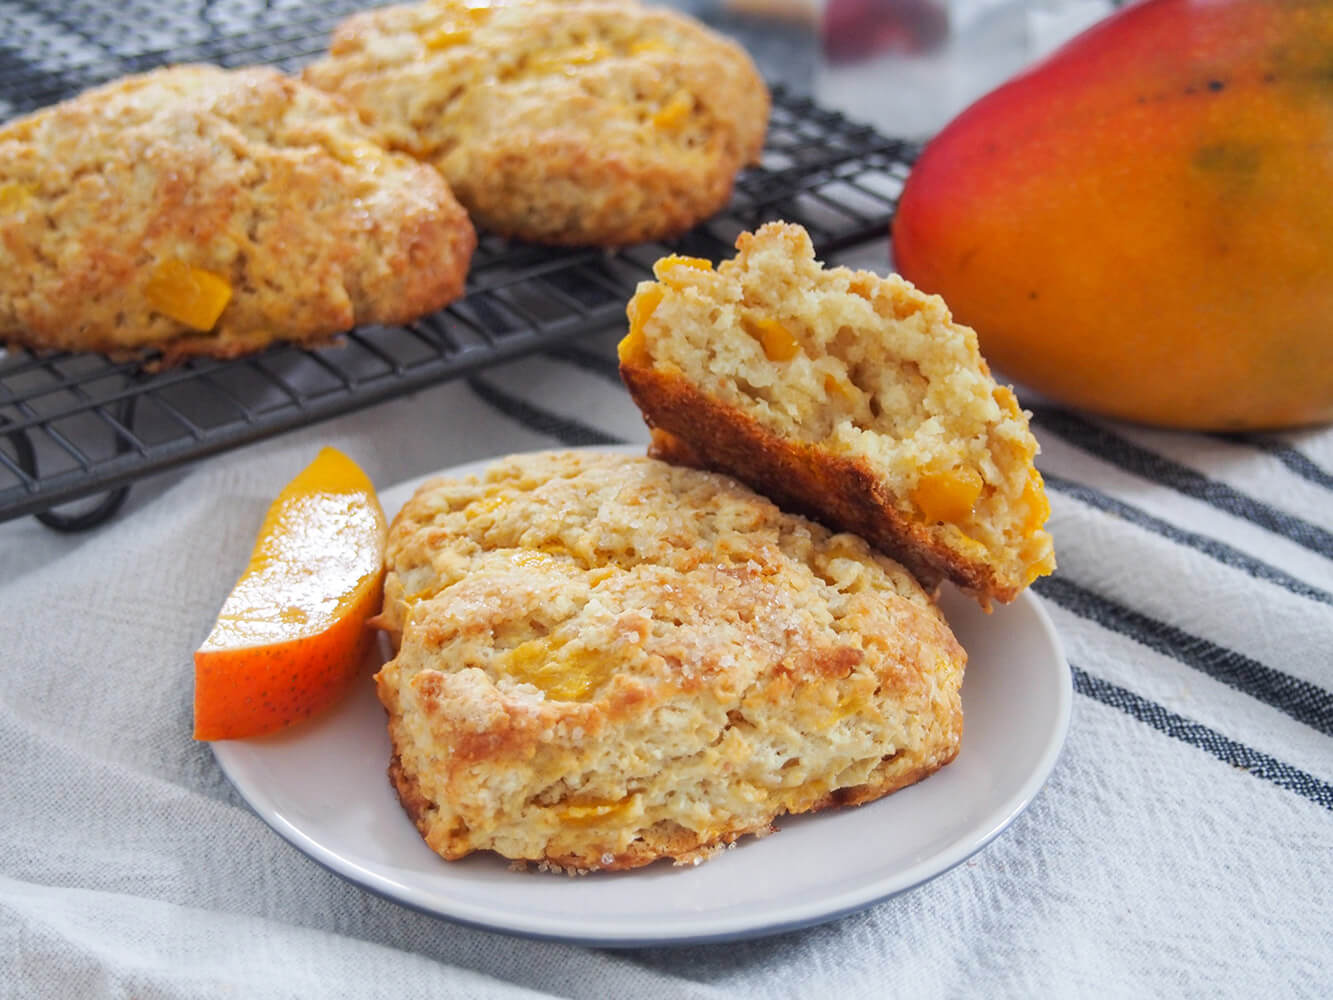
[
  {"x1": 618, "y1": 222, "x2": 1055, "y2": 607},
  {"x1": 0, "y1": 64, "x2": 475, "y2": 362},
  {"x1": 303, "y1": 0, "x2": 769, "y2": 246},
  {"x1": 625, "y1": 373, "x2": 974, "y2": 595},
  {"x1": 376, "y1": 450, "x2": 965, "y2": 871}
]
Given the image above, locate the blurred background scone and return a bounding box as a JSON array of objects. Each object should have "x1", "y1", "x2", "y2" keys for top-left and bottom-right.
[
  {"x1": 304, "y1": 0, "x2": 770, "y2": 246},
  {"x1": 376, "y1": 450, "x2": 965, "y2": 871},
  {"x1": 0, "y1": 64, "x2": 475, "y2": 363},
  {"x1": 618, "y1": 222, "x2": 1056, "y2": 607}
]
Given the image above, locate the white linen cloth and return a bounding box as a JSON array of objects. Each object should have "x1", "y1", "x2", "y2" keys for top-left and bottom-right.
[
  {"x1": 3, "y1": 314, "x2": 1331, "y2": 997},
  {"x1": 3, "y1": 1, "x2": 1331, "y2": 995}
]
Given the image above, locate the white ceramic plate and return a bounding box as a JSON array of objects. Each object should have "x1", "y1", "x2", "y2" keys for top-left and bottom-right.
[{"x1": 213, "y1": 448, "x2": 1072, "y2": 947}]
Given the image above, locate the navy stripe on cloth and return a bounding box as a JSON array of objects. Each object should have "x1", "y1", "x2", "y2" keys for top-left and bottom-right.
[
  {"x1": 1029, "y1": 407, "x2": 1333, "y2": 558},
  {"x1": 466, "y1": 376, "x2": 624, "y2": 447},
  {"x1": 1221, "y1": 434, "x2": 1333, "y2": 492},
  {"x1": 542, "y1": 343, "x2": 624, "y2": 384},
  {"x1": 1073, "y1": 665, "x2": 1333, "y2": 812},
  {"x1": 1043, "y1": 473, "x2": 1333, "y2": 607},
  {"x1": 1036, "y1": 575, "x2": 1333, "y2": 737}
]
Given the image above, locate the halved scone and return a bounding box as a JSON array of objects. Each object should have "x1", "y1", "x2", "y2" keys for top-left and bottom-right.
[
  {"x1": 376, "y1": 450, "x2": 965, "y2": 871},
  {"x1": 617, "y1": 222, "x2": 1055, "y2": 607}
]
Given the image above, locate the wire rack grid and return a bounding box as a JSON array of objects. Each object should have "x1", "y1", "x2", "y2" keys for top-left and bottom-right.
[{"x1": 0, "y1": 1, "x2": 919, "y2": 530}]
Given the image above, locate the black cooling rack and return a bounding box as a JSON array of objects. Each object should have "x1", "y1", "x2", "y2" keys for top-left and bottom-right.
[{"x1": 0, "y1": 1, "x2": 918, "y2": 530}]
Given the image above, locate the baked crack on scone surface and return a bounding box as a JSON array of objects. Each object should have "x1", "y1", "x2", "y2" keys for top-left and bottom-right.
[
  {"x1": 617, "y1": 222, "x2": 1056, "y2": 607},
  {"x1": 303, "y1": 0, "x2": 769, "y2": 246},
  {"x1": 376, "y1": 450, "x2": 965, "y2": 871},
  {"x1": 0, "y1": 64, "x2": 475, "y2": 363}
]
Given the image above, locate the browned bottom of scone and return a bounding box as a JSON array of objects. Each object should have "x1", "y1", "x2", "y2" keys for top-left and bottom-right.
[
  {"x1": 385, "y1": 729, "x2": 958, "y2": 873},
  {"x1": 449, "y1": 142, "x2": 743, "y2": 248},
  {"x1": 621, "y1": 363, "x2": 1027, "y2": 603}
]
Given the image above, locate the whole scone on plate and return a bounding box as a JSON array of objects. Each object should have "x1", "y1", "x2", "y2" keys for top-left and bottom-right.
[
  {"x1": 303, "y1": 0, "x2": 769, "y2": 246},
  {"x1": 617, "y1": 222, "x2": 1056, "y2": 608},
  {"x1": 0, "y1": 64, "x2": 475, "y2": 363},
  {"x1": 376, "y1": 450, "x2": 965, "y2": 872}
]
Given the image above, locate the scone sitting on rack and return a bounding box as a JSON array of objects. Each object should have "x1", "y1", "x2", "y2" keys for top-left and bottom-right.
[
  {"x1": 618, "y1": 222, "x2": 1056, "y2": 607},
  {"x1": 302, "y1": 0, "x2": 769, "y2": 246},
  {"x1": 0, "y1": 65, "x2": 475, "y2": 363},
  {"x1": 375, "y1": 450, "x2": 965, "y2": 871}
]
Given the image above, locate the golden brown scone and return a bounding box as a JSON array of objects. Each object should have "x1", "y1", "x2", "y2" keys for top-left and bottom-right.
[
  {"x1": 303, "y1": 0, "x2": 769, "y2": 246},
  {"x1": 376, "y1": 450, "x2": 964, "y2": 871},
  {"x1": 617, "y1": 222, "x2": 1056, "y2": 607},
  {"x1": 0, "y1": 64, "x2": 475, "y2": 363}
]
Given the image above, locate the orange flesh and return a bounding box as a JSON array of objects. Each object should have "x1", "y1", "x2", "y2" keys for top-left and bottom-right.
[
  {"x1": 422, "y1": 26, "x2": 471, "y2": 48},
  {"x1": 144, "y1": 259, "x2": 232, "y2": 331},
  {"x1": 557, "y1": 799, "x2": 633, "y2": 825},
  {"x1": 1020, "y1": 470, "x2": 1051, "y2": 535},
  {"x1": 464, "y1": 492, "x2": 508, "y2": 520},
  {"x1": 193, "y1": 447, "x2": 386, "y2": 740},
  {"x1": 742, "y1": 314, "x2": 802, "y2": 361},
  {"x1": 618, "y1": 284, "x2": 664, "y2": 363},
  {"x1": 0, "y1": 182, "x2": 33, "y2": 211},
  {"x1": 911, "y1": 466, "x2": 984, "y2": 524},
  {"x1": 653, "y1": 91, "x2": 693, "y2": 129},
  {"x1": 530, "y1": 42, "x2": 611, "y2": 75},
  {"x1": 655, "y1": 256, "x2": 713, "y2": 287},
  {"x1": 498, "y1": 637, "x2": 613, "y2": 701},
  {"x1": 822, "y1": 373, "x2": 858, "y2": 404},
  {"x1": 630, "y1": 39, "x2": 673, "y2": 56},
  {"x1": 193, "y1": 587, "x2": 381, "y2": 741}
]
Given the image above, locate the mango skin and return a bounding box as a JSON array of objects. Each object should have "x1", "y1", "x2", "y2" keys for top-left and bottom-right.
[{"x1": 892, "y1": 0, "x2": 1333, "y2": 431}]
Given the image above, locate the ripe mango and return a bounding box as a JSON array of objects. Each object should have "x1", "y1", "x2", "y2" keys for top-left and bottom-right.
[{"x1": 891, "y1": 0, "x2": 1333, "y2": 430}]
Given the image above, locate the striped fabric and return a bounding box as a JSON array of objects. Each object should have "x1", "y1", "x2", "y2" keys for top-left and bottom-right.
[
  {"x1": 3, "y1": 257, "x2": 1329, "y2": 1000},
  {"x1": 2, "y1": 0, "x2": 1330, "y2": 994}
]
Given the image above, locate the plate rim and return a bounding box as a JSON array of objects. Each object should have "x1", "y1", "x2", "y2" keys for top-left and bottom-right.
[{"x1": 213, "y1": 445, "x2": 1073, "y2": 947}]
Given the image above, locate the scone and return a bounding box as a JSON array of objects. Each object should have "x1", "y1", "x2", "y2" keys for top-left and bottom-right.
[
  {"x1": 0, "y1": 64, "x2": 475, "y2": 363},
  {"x1": 617, "y1": 222, "x2": 1055, "y2": 607},
  {"x1": 376, "y1": 450, "x2": 965, "y2": 871},
  {"x1": 303, "y1": 0, "x2": 769, "y2": 246}
]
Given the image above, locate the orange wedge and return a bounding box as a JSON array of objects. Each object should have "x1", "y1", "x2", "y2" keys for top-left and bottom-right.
[{"x1": 193, "y1": 447, "x2": 387, "y2": 740}]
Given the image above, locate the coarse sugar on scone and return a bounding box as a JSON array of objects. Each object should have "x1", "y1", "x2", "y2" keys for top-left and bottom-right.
[
  {"x1": 376, "y1": 450, "x2": 965, "y2": 871},
  {"x1": 617, "y1": 222, "x2": 1056, "y2": 608},
  {"x1": 303, "y1": 0, "x2": 769, "y2": 246},
  {"x1": 0, "y1": 64, "x2": 475, "y2": 363}
]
